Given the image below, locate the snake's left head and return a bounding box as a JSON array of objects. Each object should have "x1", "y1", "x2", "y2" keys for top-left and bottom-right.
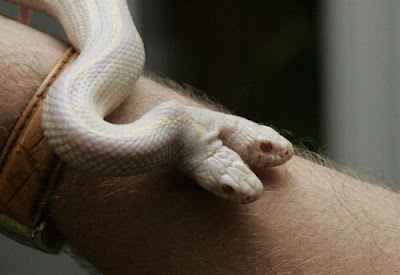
[
  {"x1": 193, "y1": 146, "x2": 264, "y2": 204},
  {"x1": 216, "y1": 169, "x2": 264, "y2": 204}
]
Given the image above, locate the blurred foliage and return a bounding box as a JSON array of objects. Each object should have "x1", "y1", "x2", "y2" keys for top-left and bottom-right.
[{"x1": 142, "y1": 0, "x2": 319, "y2": 149}]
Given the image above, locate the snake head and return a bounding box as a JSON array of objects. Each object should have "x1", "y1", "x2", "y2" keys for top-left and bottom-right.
[{"x1": 192, "y1": 146, "x2": 264, "y2": 204}]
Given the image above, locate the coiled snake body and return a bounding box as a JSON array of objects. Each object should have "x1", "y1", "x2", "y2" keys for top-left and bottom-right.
[{"x1": 8, "y1": 0, "x2": 293, "y2": 203}]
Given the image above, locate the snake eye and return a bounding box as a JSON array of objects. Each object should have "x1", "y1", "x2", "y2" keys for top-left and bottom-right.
[
  {"x1": 221, "y1": 184, "x2": 235, "y2": 194},
  {"x1": 260, "y1": 141, "x2": 273, "y2": 153}
]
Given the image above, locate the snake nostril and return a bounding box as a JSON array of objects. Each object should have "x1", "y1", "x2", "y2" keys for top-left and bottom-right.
[{"x1": 222, "y1": 184, "x2": 235, "y2": 194}]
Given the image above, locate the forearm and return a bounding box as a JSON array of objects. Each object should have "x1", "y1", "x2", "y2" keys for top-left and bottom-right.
[{"x1": 1, "y1": 15, "x2": 399, "y2": 274}]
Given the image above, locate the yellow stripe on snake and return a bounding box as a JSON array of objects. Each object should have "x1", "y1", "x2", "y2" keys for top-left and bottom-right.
[{"x1": 8, "y1": 0, "x2": 293, "y2": 203}]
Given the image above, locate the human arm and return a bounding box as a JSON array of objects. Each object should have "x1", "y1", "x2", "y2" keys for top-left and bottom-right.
[{"x1": 1, "y1": 15, "x2": 399, "y2": 274}]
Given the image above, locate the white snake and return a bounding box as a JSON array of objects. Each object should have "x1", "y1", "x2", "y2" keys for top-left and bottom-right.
[{"x1": 7, "y1": 0, "x2": 293, "y2": 204}]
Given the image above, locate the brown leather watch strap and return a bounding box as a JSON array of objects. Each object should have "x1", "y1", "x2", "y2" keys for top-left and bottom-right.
[{"x1": 0, "y1": 47, "x2": 77, "y2": 253}]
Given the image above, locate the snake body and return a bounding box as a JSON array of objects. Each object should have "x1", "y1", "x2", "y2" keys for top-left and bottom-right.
[{"x1": 8, "y1": 0, "x2": 293, "y2": 203}]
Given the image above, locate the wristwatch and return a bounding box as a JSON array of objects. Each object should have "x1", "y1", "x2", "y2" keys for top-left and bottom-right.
[{"x1": 0, "y1": 48, "x2": 77, "y2": 254}]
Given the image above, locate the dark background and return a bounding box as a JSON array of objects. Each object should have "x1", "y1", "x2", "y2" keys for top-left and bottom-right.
[{"x1": 140, "y1": 0, "x2": 320, "y2": 150}]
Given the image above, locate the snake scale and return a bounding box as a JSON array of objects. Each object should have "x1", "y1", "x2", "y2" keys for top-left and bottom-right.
[{"x1": 7, "y1": 0, "x2": 293, "y2": 204}]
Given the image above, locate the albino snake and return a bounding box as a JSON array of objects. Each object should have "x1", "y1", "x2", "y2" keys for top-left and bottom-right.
[{"x1": 7, "y1": 0, "x2": 293, "y2": 204}]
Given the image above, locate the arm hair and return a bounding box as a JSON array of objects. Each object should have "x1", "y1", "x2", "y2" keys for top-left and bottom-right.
[{"x1": 1, "y1": 15, "x2": 399, "y2": 274}]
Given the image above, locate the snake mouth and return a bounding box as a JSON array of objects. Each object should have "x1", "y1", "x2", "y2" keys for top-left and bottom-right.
[
  {"x1": 219, "y1": 184, "x2": 260, "y2": 204},
  {"x1": 263, "y1": 139, "x2": 294, "y2": 167}
]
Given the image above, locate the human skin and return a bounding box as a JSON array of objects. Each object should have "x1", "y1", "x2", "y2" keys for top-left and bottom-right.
[{"x1": 1, "y1": 15, "x2": 400, "y2": 274}]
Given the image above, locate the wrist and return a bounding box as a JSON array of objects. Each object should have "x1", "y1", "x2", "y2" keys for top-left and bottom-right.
[{"x1": 0, "y1": 16, "x2": 68, "y2": 149}]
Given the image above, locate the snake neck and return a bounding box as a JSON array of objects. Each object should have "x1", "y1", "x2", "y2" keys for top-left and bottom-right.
[{"x1": 35, "y1": 0, "x2": 147, "y2": 174}]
